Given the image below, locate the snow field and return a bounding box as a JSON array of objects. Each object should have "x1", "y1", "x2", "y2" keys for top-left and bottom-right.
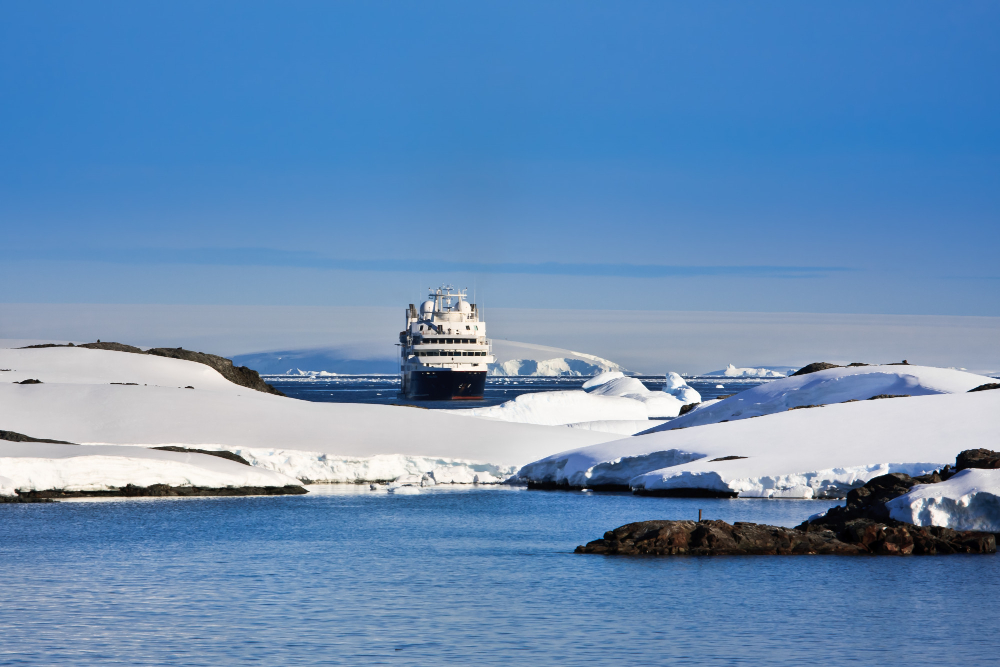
[
  {"x1": 518, "y1": 390, "x2": 1000, "y2": 501},
  {"x1": 458, "y1": 371, "x2": 700, "y2": 425},
  {"x1": 642, "y1": 364, "x2": 994, "y2": 433},
  {"x1": 0, "y1": 442, "x2": 300, "y2": 495}
]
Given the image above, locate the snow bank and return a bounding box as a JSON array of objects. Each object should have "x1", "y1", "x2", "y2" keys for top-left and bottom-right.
[
  {"x1": 462, "y1": 372, "x2": 701, "y2": 424},
  {"x1": 0, "y1": 348, "x2": 617, "y2": 476},
  {"x1": 0, "y1": 442, "x2": 299, "y2": 493},
  {"x1": 457, "y1": 390, "x2": 650, "y2": 425},
  {"x1": 703, "y1": 364, "x2": 788, "y2": 378},
  {"x1": 199, "y1": 446, "x2": 516, "y2": 485},
  {"x1": 565, "y1": 420, "x2": 668, "y2": 435},
  {"x1": 642, "y1": 365, "x2": 995, "y2": 433},
  {"x1": 518, "y1": 390, "x2": 1000, "y2": 498},
  {"x1": 887, "y1": 469, "x2": 1000, "y2": 532}
]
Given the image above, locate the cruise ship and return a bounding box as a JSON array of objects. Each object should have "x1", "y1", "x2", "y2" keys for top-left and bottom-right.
[{"x1": 399, "y1": 286, "x2": 494, "y2": 400}]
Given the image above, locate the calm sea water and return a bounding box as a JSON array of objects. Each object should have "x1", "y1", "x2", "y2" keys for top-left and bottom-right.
[
  {"x1": 267, "y1": 375, "x2": 764, "y2": 408},
  {"x1": 3, "y1": 488, "x2": 998, "y2": 665}
]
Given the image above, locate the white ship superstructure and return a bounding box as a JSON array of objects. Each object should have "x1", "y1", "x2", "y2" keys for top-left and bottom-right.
[{"x1": 399, "y1": 286, "x2": 494, "y2": 399}]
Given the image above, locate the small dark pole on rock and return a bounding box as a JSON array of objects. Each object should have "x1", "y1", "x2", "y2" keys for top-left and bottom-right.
[{"x1": 698, "y1": 509, "x2": 702, "y2": 522}]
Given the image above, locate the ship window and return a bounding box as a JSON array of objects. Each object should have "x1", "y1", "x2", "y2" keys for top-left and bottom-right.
[{"x1": 466, "y1": 326, "x2": 470, "y2": 330}]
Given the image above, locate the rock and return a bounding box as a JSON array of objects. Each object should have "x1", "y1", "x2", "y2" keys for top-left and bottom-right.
[
  {"x1": 791, "y1": 362, "x2": 841, "y2": 376},
  {"x1": 956, "y1": 448, "x2": 1000, "y2": 471},
  {"x1": 577, "y1": 517, "x2": 995, "y2": 557},
  {"x1": 678, "y1": 402, "x2": 700, "y2": 416},
  {"x1": 13, "y1": 484, "x2": 308, "y2": 499},
  {"x1": 866, "y1": 394, "x2": 910, "y2": 400},
  {"x1": 969, "y1": 383, "x2": 1000, "y2": 393},
  {"x1": 78, "y1": 341, "x2": 144, "y2": 353},
  {"x1": 146, "y1": 347, "x2": 284, "y2": 396},
  {"x1": 576, "y1": 519, "x2": 865, "y2": 555},
  {"x1": 16, "y1": 379, "x2": 42, "y2": 384},
  {"x1": 19, "y1": 340, "x2": 284, "y2": 396},
  {"x1": 151, "y1": 446, "x2": 252, "y2": 466},
  {"x1": 0, "y1": 430, "x2": 77, "y2": 445}
]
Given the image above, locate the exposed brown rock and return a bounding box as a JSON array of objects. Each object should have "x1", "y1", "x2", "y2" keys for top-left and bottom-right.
[
  {"x1": 969, "y1": 383, "x2": 1000, "y2": 393},
  {"x1": 152, "y1": 446, "x2": 252, "y2": 466},
  {"x1": 956, "y1": 448, "x2": 1000, "y2": 471},
  {"x1": 0, "y1": 430, "x2": 77, "y2": 445},
  {"x1": 791, "y1": 362, "x2": 840, "y2": 376}
]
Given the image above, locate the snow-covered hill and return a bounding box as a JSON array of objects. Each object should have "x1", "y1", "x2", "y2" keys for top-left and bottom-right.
[
  {"x1": 640, "y1": 364, "x2": 994, "y2": 434},
  {"x1": 517, "y1": 383, "x2": 1000, "y2": 500},
  {"x1": 0, "y1": 346, "x2": 621, "y2": 488}
]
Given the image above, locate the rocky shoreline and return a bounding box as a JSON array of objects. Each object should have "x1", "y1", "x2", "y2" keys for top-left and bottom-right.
[
  {"x1": 577, "y1": 448, "x2": 1000, "y2": 556},
  {"x1": 2, "y1": 483, "x2": 308, "y2": 503}
]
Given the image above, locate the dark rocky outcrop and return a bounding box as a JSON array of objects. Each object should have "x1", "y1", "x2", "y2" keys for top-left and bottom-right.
[
  {"x1": 577, "y1": 517, "x2": 994, "y2": 557},
  {"x1": 866, "y1": 394, "x2": 910, "y2": 400},
  {"x1": 956, "y1": 448, "x2": 1000, "y2": 471},
  {"x1": 11, "y1": 484, "x2": 308, "y2": 500},
  {"x1": 678, "y1": 402, "x2": 700, "y2": 416},
  {"x1": 18, "y1": 340, "x2": 283, "y2": 396},
  {"x1": 578, "y1": 449, "x2": 1000, "y2": 557},
  {"x1": 969, "y1": 383, "x2": 1000, "y2": 393},
  {"x1": 144, "y1": 347, "x2": 283, "y2": 396},
  {"x1": 16, "y1": 379, "x2": 42, "y2": 384},
  {"x1": 791, "y1": 362, "x2": 840, "y2": 376},
  {"x1": 152, "y1": 446, "x2": 251, "y2": 466},
  {"x1": 0, "y1": 430, "x2": 77, "y2": 445}
]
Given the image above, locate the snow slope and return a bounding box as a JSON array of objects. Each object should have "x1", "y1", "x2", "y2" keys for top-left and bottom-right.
[
  {"x1": 1, "y1": 347, "x2": 242, "y2": 393},
  {"x1": 0, "y1": 442, "x2": 299, "y2": 495},
  {"x1": 887, "y1": 469, "x2": 1000, "y2": 532},
  {"x1": 0, "y1": 348, "x2": 617, "y2": 483},
  {"x1": 518, "y1": 390, "x2": 1000, "y2": 498},
  {"x1": 641, "y1": 365, "x2": 994, "y2": 433}
]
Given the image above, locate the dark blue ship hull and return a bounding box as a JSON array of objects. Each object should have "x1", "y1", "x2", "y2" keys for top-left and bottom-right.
[{"x1": 403, "y1": 370, "x2": 487, "y2": 400}]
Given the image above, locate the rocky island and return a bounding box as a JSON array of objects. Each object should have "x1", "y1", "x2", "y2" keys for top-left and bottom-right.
[{"x1": 577, "y1": 449, "x2": 1000, "y2": 556}]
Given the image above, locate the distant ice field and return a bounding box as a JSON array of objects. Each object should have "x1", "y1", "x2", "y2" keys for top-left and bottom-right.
[{"x1": 264, "y1": 375, "x2": 768, "y2": 409}]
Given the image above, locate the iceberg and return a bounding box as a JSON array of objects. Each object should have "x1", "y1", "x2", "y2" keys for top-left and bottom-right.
[{"x1": 702, "y1": 364, "x2": 790, "y2": 378}]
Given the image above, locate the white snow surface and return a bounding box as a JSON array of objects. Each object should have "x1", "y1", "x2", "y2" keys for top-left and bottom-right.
[
  {"x1": 887, "y1": 469, "x2": 1000, "y2": 532},
  {"x1": 0, "y1": 348, "x2": 616, "y2": 483},
  {"x1": 193, "y1": 446, "x2": 515, "y2": 485},
  {"x1": 642, "y1": 364, "x2": 994, "y2": 434},
  {"x1": 458, "y1": 373, "x2": 700, "y2": 425},
  {"x1": 703, "y1": 364, "x2": 788, "y2": 378},
  {"x1": 518, "y1": 390, "x2": 1000, "y2": 498},
  {"x1": 0, "y1": 442, "x2": 299, "y2": 494}
]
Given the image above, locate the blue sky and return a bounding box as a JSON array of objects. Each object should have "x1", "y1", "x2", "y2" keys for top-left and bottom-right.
[{"x1": 2, "y1": 1, "x2": 998, "y2": 314}]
